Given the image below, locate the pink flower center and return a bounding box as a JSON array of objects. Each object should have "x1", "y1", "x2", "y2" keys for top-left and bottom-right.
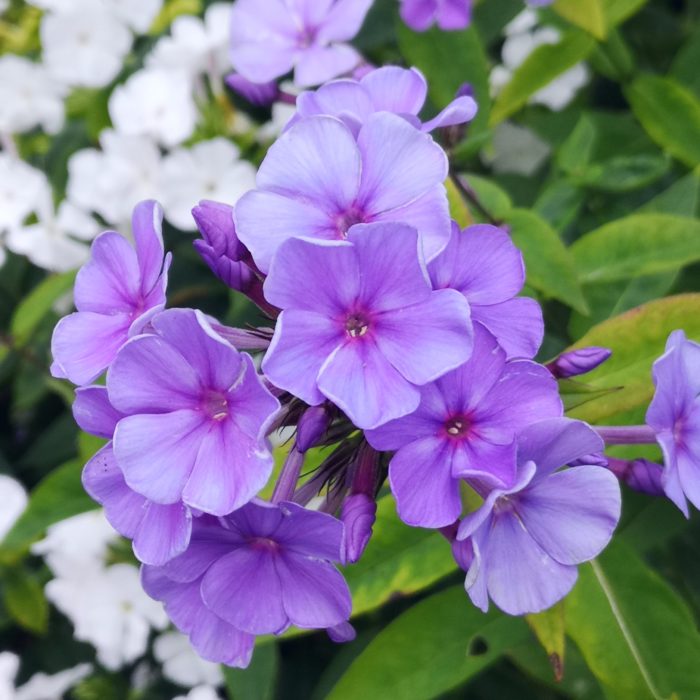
[
  {"x1": 346, "y1": 313, "x2": 370, "y2": 338},
  {"x1": 202, "y1": 390, "x2": 229, "y2": 421},
  {"x1": 249, "y1": 537, "x2": 280, "y2": 552},
  {"x1": 445, "y1": 415, "x2": 470, "y2": 438},
  {"x1": 335, "y1": 207, "x2": 365, "y2": 238}
]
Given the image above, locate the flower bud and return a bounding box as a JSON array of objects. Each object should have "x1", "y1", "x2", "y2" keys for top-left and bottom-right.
[
  {"x1": 226, "y1": 73, "x2": 280, "y2": 107},
  {"x1": 341, "y1": 493, "x2": 377, "y2": 564},
  {"x1": 296, "y1": 405, "x2": 331, "y2": 453},
  {"x1": 547, "y1": 346, "x2": 612, "y2": 379},
  {"x1": 606, "y1": 457, "x2": 665, "y2": 497}
]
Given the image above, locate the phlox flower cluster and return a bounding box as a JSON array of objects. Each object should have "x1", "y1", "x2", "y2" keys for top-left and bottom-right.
[{"x1": 59, "y1": 52, "x2": 700, "y2": 671}]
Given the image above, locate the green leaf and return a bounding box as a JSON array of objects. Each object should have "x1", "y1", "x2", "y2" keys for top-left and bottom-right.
[
  {"x1": 224, "y1": 642, "x2": 278, "y2": 700},
  {"x1": 557, "y1": 115, "x2": 597, "y2": 175},
  {"x1": 559, "y1": 378, "x2": 621, "y2": 412},
  {"x1": 566, "y1": 541, "x2": 700, "y2": 700},
  {"x1": 566, "y1": 294, "x2": 700, "y2": 422},
  {"x1": 603, "y1": 0, "x2": 648, "y2": 27},
  {"x1": 10, "y1": 271, "x2": 76, "y2": 347},
  {"x1": 0, "y1": 460, "x2": 95, "y2": 557},
  {"x1": 461, "y1": 174, "x2": 513, "y2": 222},
  {"x1": 571, "y1": 214, "x2": 700, "y2": 284},
  {"x1": 445, "y1": 178, "x2": 473, "y2": 228},
  {"x1": 2, "y1": 567, "x2": 48, "y2": 634},
  {"x1": 525, "y1": 603, "x2": 565, "y2": 681},
  {"x1": 506, "y1": 209, "x2": 588, "y2": 314},
  {"x1": 671, "y1": 24, "x2": 700, "y2": 98},
  {"x1": 490, "y1": 30, "x2": 595, "y2": 125},
  {"x1": 575, "y1": 154, "x2": 669, "y2": 192},
  {"x1": 327, "y1": 586, "x2": 529, "y2": 700},
  {"x1": 344, "y1": 496, "x2": 456, "y2": 617},
  {"x1": 639, "y1": 170, "x2": 700, "y2": 216},
  {"x1": 554, "y1": 0, "x2": 607, "y2": 40},
  {"x1": 534, "y1": 180, "x2": 585, "y2": 233},
  {"x1": 625, "y1": 75, "x2": 700, "y2": 168}
]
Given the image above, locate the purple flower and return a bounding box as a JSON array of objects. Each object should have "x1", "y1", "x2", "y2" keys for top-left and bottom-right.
[
  {"x1": 192, "y1": 199, "x2": 256, "y2": 293},
  {"x1": 261, "y1": 222, "x2": 473, "y2": 430},
  {"x1": 458, "y1": 418, "x2": 621, "y2": 615},
  {"x1": 229, "y1": 0, "x2": 373, "y2": 88},
  {"x1": 51, "y1": 200, "x2": 170, "y2": 386},
  {"x1": 428, "y1": 222, "x2": 544, "y2": 359},
  {"x1": 143, "y1": 500, "x2": 352, "y2": 646},
  {"x1": 75, "y1": 386, "x2": 193, "y2": 566},
  {"x1": 646, "y1": 330, "x2": 700, "y2": 515},
  {"x1": 235, "y1": 113, "x2": 451, "y2": 273},
  {"x1": 109, "y1": 308, "x2": 280, "y2": 515},
  {"x1": 366, "y1": 325, "x2": 561, "y2": 528},
  {"x1": 400, "y1": 0, "x2": 472, "y2": 32},
  {"x1": 293, "y1": 66, "x2": 477, "y2": 135}
]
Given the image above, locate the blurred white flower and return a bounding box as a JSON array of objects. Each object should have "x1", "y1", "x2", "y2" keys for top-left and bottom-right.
[
  {"x1": 1, "y1": 652, "x2": 92, "y2": 700},
  {"x1": 6, "y1": 199, "x2": 98, "y2": 272},
  {"x1": 30, "y1": 0, "x2": 161, "y2": 32},
  {"x1": 0, "y1": 475, "x2": 27, "y2": 541},
  {"x1": 0, "y1": 56, "x2": 65, "y2": 134},
  {"x1": 147, "y1": 3, "x2": 231, "y2": 82},
  {"x1": 67, "y1": 130, "x2": 163, "y2": 228},
  {"x1": 41, "y1": 8, "x2": 132, "y2": 88},
  {"x1": 174, "y1": 687, "x2": 222, "y2": 700},
  {"x1": 159, "y1": 138, "x2": 256, "y2": 230},
  {"x1": 0, "y1": 155, "x2": 50, "y2": 244},
  {"x1": 484, "y1": 122, "x2": 551, "y2": 176},
  {"x1": 490, "y1": 9, "x2": 589, "y2": 111},
  {"x1": 257, "y1": 102, "x2": 297, "y2": 142},
  {"x1": 154, "y1": 632, "x2": 223, "y2": 689},
  {"x1": 109, "y1": 68, "x2": 197, "y2": 147}
]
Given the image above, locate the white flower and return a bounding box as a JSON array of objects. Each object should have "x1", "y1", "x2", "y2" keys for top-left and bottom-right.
[
  {"x1": 109, "y1": 68, "x2": 197, "y2": 147},
  {"x1": 490, "y1": 9, "x2": 589, "y2": 111},
  {"x1": 0, "y1": 475, "x2": 27, "y2": 541},
  {"x1": 41, "y1": 8, "x2": 132, "y2": 88},
  {"x1": 147, "y1": 3, "x2": 231, "y2": 81},
  {"x1": 104, "y1": 0, "x2": 162, "y2": 33},
  {"x1": 257, "y1": 102, "x2": 297, "y2": 142},
  {"x1": 174, "y1": 687, "x2": 222, "y2": 700},
  {"x1": 159, "y1": 138, "x2": 256, "y2": 230},
  {"x1": 6, "y1": 198, "x2": 98, "y2": 272},
  {"x1": 0, "y1": 56, "x2": 65, "y2": 134},
  {"x1": 0, "y1": 155, "x2": 49, "y2": 232},
  {"x1": 154, "y1": 633, "x2": 223, "y2": 689},
  {"x1": 1, "y1": 652, "x2": 92, "y2": 700},
  {"x1": 45, "y1": 563, "x2": 168, "y2": 670},
  {"x1": 67, "y1": 130, "x2": 162, "y2": 228},
  {"x1": 484, "y1": 122, "x2": 551, "y2": 176}
]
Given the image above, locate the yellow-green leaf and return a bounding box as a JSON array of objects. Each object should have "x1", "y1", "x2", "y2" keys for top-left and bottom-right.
[{"x1": 554, "y1": 0, "x2": 607, "y2": 40}]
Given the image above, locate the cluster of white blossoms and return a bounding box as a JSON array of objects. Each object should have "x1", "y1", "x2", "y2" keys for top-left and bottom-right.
[{"x1": 0, "y1": 1, "x2": 256, "y2": 271}]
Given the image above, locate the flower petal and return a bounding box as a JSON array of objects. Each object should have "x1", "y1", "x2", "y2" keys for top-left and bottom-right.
[
  {"x1": 294, "y1": 44, "x2": 361, "y2": 87},
  {"x1": 472, "y1": 298, "x2": 544, "y2": 359},
  {"x1": 361, "y1": 66, "x2": 427, "y2": 115},
  {"x1": 133, "y1": 501, "x2": 192, "y2": 566},
  {"x1": 317, "y1": 0, "x2": 374, "y2": 42},
  {"x1": 73, "y1": 386, "x2": 124, "y2": 438},
  {"x1": 131, "y1": 200, "x2": 165, "y2": 295}
]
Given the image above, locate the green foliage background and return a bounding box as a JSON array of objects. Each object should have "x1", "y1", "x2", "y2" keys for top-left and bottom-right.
[{"x1": 1, "y1": 0, "x2": 700, "y2": 698}]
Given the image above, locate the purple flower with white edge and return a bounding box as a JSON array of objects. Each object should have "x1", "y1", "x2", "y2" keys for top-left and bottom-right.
[
  {"x1": 366, "y1": 325, "x2": 561, "y2": 528},
  {"x1": 74, "y1": 386, "x2": 193, "y2": 566},
  {"x1": 646, "y1": 330, "x2": 700, "y2": 515},
  {"x1": 458, "y1": 418, "x2": 621, "y2": 615},
  {"x1": 235, "y1": 113, "x2": 451, "y2": 273},
  {"x1": 262, "y1": 222, "x2": 473, "y2": 430},
  {"x1": 144, "y1": 500, "x2": 353, "y2": 644},
  {"x1": 229, "y1": 0, "x2": 373, "y2": 88},
  {"x1": 109, "y1": 308, "x2": 280, "y2": 515},
  {"x1": 292, "y1": 65, "x2": 477, "y2": 136},
  {"x1": 428, "y1": 222, "x2": 544, "y2": 359},
  {"x1": 400, "y1": 0, "x2": 472, "y2": 32},
  {"x1": 51, "y1": 200, "x2": 170, "y2": 385}
]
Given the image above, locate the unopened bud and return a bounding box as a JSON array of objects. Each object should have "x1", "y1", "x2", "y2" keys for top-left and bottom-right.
[
  {"x1": 547, "y1": 347, "x2": 612, "y2": 379},
  {"x1": 226, "y1": 73, "x2": 280, "y2": 107},
  {"x1": 341, "y1": 493, "x2": 377, "y2": 564},
  {"x1": 606, "y1": 457, "x2": 665, "y2": 497},
  {"x1": 296, "y1": 405, "x2": 331, "y2": 453}
]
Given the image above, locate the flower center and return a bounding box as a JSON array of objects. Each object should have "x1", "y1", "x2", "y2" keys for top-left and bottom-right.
[
  {"x1": 249, "y1": 537, "x2": 280, "y2": 552},
  {"x1": 346, "y1": 314, "x2": 369, "y2": 338},
  {"x1": 202, "y1": 390, "x2": 229, "y2": 421},
  {"x1": 445, "y1": 415, "x2": 470, "y2": 437},
  {"x1": 335, "y1": 207, "x2": 365, "y2": 238}
]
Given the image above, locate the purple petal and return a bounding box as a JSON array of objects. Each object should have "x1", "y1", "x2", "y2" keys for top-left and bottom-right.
[
  {"x1": 518, "y1": 466, "x2": 620, "y2": 565},
  {"x1": 131, "y1": 200, "x2": 165, "y2": 295},
  {"x1": 201, "y1": 547, "x2": 287, "y2": 635},
  {"x1": 189, "y1": 611, "x2": 255, "y2": 667},
  {"x1": 677, "y1": 436, "x2": 700, "y2": 511},
  {"x1": 294, "y1": 44, "x2": 361, "y2": 87},
  {"x1": 357, "y1": 112, "x2": 448, "y2": 215},
  {"x1": 436, "y1": 0, "x2": 472, "y2": 30},
  {"x1": 225, "y1": 73, "x2": 280, "y2": 107},
  {"x1": 262, "y1": 309, "x2": 344, "y2": 406},
  {"x1": 133, "y1": 501, "x2": 192, "y2": 566},
  {"x1": 389, "y1": 435, "x2": 462, "y2": 527},
  {"x1": 472, "y1": 298, "x2": 544, "y2": 359},
  {"x1": 374, "y1": 288, "x2": 473, "y2": 385},
  {"x1": 400, "y1": 0, "x2": 437, "y2": 31},
  {"x1": 317, "y1": 339, "x2": 421, "y2": 430},
  {"x1": 277, "y1": 553, "x2": 351, "y2": 628},
  {"x1": 451, "y1": 438, "x2": 517, "y2": 489},
  {"x1": 517, "y1": 418, "x2": 605, "y2": 480},
  {"x1": 317, "y1": 0, "x2": 374, "y2": 42},
  {"x1": 272, "y1": 501, "x2": 344, "y2": 561},
  {"x1": 107, "y1": 334, "x2": 201, "y2": 414},
  {"x1": 360, "y1": 66, "x2": 427, "y2": 115},
  {"x1": 264, "y1": 237, "x2": 359, "y2": 315},
  {"x1": 51, "y1": 311, "x2": 131, "y2": 386},
  {"x1": 296, "y1": 80, "x2": 374, "y2": 128},
  {"x1": 347, "y1": 222, "x2": 431, "y2": 311},
  {"x1": 114, "y1": 409, "x2": 208, "y2": 504},
  {"x1": 141, "y1": 568, "x2": 201, "y2": 630},
  {"x1": 73, "y1": 386, "x2": 124, "y2": 438},
  {"x1": 422, "y1": 95, "x2": 478, "y2": 132}
]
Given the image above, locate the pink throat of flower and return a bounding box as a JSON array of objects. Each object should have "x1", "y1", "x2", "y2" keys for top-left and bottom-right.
[
  {"x1": 202, "y1": 390, "x2": 229, "y2": 421},
  {"x1": 335, "y1": 208, "x2": 365, "y2": 238},
  {"x1": 445, "y1": 415, "x2": 470, "y2": 438},
  {"x1": 249, "y1": 537, "x2": 280, "y2": 553},
  {"x1": 345, "y1": 313, "x2": 370, "y2": 339}
]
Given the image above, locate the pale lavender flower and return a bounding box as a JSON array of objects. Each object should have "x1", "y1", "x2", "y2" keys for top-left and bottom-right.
[
  {"x1": 366, "y1": 325, "x2": 561, "y2": 528},
  {"x1": 400, "y1": 0, "x2": 472, "y2": 32},
  {"x1": 235, "y1": 113, "x2": 451, "y2": 273},
  {"x1": 293, "y1": 65, "x2": 477, "y2": 135},
  {"x1": 229, "y1": 0, "x2": 373, "y2": 88},
  {"x1": 51, "y1": 200, "x2": 170, "y2": 385},
  {"x1": 646, "y1": 330, "x2": 700, "y2": 515},
  {"x1": 261, "y1": 222, "x2": 473, "y2": 430},
  {"x1": 458, "y1": 418, "x2": 621, "y2": 615},
  {"x1": 109, "y1": 308, "x2": 279, "y2": 515},
  {"x1": 428, "y1": 222, "x2": 544, "y2": 359}
]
